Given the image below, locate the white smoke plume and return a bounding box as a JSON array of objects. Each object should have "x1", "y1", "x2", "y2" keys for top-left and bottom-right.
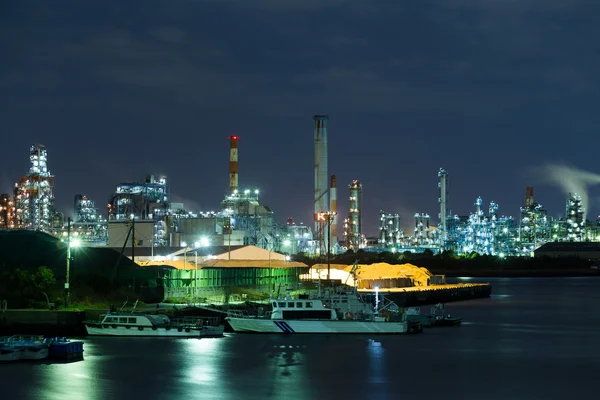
[{"x1": 529, "y1": 164, "x2": 600, "y2": 220}]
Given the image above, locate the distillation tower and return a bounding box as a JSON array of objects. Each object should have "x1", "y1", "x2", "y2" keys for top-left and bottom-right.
[
  {"x1": 379, "y1": 211, "x2": 401, "y2": 247},
  {"x1": 13, "y1": 144, "x2": 55, "y2": 231},
  {"x1": 518, "y1": 186, "x2": 549, "y2": 252},
  {"x1": 565, "y1": 192, "x2": 585, "y2": 242},
  {"x1": 344, "y1": 180, "x2": 363, "y2": 250},
  {"x1": 413, "y1": 213, "x2": 432, "y2": 246}
]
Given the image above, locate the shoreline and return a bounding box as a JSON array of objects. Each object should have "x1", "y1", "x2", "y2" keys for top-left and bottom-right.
[{"x1": 432, "y1": 269, "x2": 600, "y2": 278}]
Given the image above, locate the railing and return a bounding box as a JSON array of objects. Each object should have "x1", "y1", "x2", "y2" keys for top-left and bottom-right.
[
  {"x1": 170, "y1": 316, "x2": 221, "y2": 328},
  {"x1": 227, "y1": 309, "x2": 250, "y2": 318}
]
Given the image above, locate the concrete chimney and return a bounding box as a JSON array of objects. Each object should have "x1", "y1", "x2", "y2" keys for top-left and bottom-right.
[{"x1": 313, "y1": 115, "x2": 329, "y2": 252}]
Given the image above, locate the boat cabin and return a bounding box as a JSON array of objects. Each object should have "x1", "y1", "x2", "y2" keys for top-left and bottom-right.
[
  {"x1": 270, "y1": 298, "x2": 338, "y2": 320},
  {"x1": 99, "y1": 313, "x2": 170, "y2": 328}
]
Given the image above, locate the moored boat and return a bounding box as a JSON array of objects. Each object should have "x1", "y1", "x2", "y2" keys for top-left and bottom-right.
[
  {"x1": 226, "y1": 288, "x2": 408, "y2": 334},
  {"x1": 404, "y1": 303, "x2": 462, "y2": 327},
  {"x1": 0, "y1": 335, "x2": 85, "y2": 362},
  {"x1": 1, "y1": 335, "x2": 49, "y2": 361},
  {"x1": 85, "y1": 313, "x2": 224, "y2": 337}
]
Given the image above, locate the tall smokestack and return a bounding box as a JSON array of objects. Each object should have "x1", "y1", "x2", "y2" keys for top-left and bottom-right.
[
  {"x1": 438, "y1": 168, "x2": 449, "y2": 249},
  {"x1": 330, "y1": 175, "x2": 337, "y2": 241},
  {"x1": 229, "y1": 135, "x2": 239, "y2": 194},
  {"x1": 314, "y1": 115, "x2": 329, "y2": 252}
]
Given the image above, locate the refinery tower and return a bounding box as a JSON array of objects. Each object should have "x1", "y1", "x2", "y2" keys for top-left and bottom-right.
[{"x1": 14, "y1": 144, "x2": 55, "y2": 231}]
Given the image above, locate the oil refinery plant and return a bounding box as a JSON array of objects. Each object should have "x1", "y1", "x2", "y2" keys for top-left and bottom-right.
[{"x1": 2, "y1": 126, "x2": 600, "y2": 259}]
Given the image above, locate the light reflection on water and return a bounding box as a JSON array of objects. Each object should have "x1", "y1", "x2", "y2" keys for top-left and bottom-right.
[{"x1": 2, "y1": 277, "x2": 600, "y2": 400}]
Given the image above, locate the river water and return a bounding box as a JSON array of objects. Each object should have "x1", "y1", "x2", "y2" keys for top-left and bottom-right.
[{"x1": 2, "y1": 277, "x2": 600, "y2": 400}]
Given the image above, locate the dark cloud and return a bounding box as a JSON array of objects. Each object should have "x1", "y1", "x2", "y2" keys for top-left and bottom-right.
[{"x1": 1, "y1": 0, "x2": 599, "y2": 234}]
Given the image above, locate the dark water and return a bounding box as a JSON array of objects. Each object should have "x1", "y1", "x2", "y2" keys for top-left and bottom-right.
[{"x1": 3, "y1": 277, "x2": 600, "y2": 400}]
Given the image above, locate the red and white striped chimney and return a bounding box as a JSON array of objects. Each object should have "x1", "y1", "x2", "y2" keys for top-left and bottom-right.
[
  {"x1": 330, "y1": 175, "x2": 337, "y2": 239},
  {"x1": 229, "y1": 135, "x2": 239, "y2": 194}
]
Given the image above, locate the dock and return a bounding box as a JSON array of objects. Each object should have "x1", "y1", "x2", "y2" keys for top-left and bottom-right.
[
  {"x1": 0, "y1": 310, "x2": 86, "y2": 336},
  {"x1": 359, "y1": 282, "x2": 492, "y2": 307}
]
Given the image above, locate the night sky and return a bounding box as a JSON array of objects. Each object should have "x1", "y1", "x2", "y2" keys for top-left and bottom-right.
[{"x1": 2, "y1": 0, "x2": 600, "y2": 236}]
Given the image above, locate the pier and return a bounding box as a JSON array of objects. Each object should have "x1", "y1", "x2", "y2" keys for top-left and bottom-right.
[
  {"x1": 359, "y1": 282, "x2": 492, "y2": 307},
  {"x1": 0, "y1": 310, "x2": 86, "y2": 336}
]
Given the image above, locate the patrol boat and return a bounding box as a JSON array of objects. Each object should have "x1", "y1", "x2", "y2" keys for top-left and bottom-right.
[{"x1": 226, "y1": 288, "x2": 408, "y2": 334}]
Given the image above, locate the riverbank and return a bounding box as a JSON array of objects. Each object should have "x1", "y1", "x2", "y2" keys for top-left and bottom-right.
[{"x1": 435, "y1": 268, "x2": 600, "y2": 278}]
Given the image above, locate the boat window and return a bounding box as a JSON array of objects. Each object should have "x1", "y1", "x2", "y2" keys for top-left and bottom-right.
[
  {"x1": 287, "y1": 302, "x2": 294, "y2": 308},
  {"x1": 128, "y1": 317, "x2": 137, "y2": 324},
  {"x1": 305, "y1": 302, "x2": 313, "y2": 308},
  {"x1": 278, "y1": 302, "x2": 286, "y2": 308},
  {"x1": 272, "y1": 302, "x2": 277, "y2": 308},
  {"x1": 119, "y1": 317, "x2": 128, "y2": 323},
  {"x1": 105, "y1": 317, "x2": 114, "y2": 322},
  {"x1": 296, "y1": 302, "x2": 303, "y2": 308}
]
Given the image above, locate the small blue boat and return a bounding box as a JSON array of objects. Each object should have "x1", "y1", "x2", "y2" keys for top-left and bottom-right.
[{"x1": 0, "y1": 335, "x2": 85, "y2": 362}]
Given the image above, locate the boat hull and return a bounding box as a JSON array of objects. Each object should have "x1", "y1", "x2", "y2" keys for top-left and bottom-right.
[
  {"x1": 21, "y1": 347, "x2": 50, "y2": 360},
  {"x1": 0, "y1": 349, "x2": 22, "y2": 362},
  {"x1": 85, "y1": 325, "x2": 224, "y2": 337},
  {"x1": 226, "y1": 318, "x2": 407, "y2": 334}
]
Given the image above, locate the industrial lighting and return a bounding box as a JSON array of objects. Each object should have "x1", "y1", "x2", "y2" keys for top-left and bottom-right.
[
  {"x1": 200, "y1": 237, "x2": 209, "y2": 247},
  {"x1": 283, "y1": 240, "x2": 291, "y2": 247},
  {"x1": 70, "y1": 238, "x2": 81, "y2": 248}
]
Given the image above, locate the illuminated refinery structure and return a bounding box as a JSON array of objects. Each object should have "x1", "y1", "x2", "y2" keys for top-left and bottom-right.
[
  {"x1": 344, "y1": 180, "x2": 364, "y2": 250},
  {"x1": 518, "y1": 186, "x2": 549, "y2": 253},
  {"x1": 13, "y1": 144, "x2": 56, "y2": 231},
  {"x1": 108, "y1": 175, "x2": 170, "y2": 221},
  {"x1": 378, "y1": 211, "x2": 401, "y2": 247},
  {"x1": 217, "y1": 135, "x2": 281, "y2": 250},
  {"x1": 73, "y1": 194, "x2": 107, "y2": 244},
  {"x1": 106, "y1": 175, "x2": 170, "y2": 248},
  {"x1": 413, "y1": 213, "x2": 434, "y2": 246},
  {"x1": 0, "y1": 194, "x2": 16, "y2": 229},
  {"x1": 565, "y1": 192, "x2": 585, "y2": 242}
]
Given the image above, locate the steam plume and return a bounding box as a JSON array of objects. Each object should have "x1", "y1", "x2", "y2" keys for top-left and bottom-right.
[{"x1": 529, "y1": 164, "x2": 600, "y2": 220}]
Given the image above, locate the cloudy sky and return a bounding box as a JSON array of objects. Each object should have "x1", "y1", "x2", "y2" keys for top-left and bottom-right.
[{"x1": 2, "y1": 0, "x2": 600, "y2": 234}]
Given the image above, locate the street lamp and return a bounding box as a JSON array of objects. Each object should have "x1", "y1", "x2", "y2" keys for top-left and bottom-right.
[{"x1": 65, "y1": 218, "x2": 80, "y2": 308}]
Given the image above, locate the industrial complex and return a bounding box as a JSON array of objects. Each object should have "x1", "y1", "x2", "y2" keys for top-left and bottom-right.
[{"x1": 2, "y1": 117, "x2": 600, "y2": 263}]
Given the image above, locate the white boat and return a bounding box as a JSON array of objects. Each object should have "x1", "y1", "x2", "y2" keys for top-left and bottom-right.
[
  {"x1": 226, "y1": 289, "x2": 408, "y2": 334},
  {"x1": 85, "y1": 313, "x2": 224, "y2": 337}
]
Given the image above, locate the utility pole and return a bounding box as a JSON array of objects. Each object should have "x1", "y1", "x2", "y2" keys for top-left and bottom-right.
[
  {"x1": 327, "y1": 213, "x2": 332, "y2": 281},
  {"x1": 131, "y1": 217, "x2": 136, "y2": 292},
  {"x1": 65, "y1": 217, "x2": 72, "y2": 307}
]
